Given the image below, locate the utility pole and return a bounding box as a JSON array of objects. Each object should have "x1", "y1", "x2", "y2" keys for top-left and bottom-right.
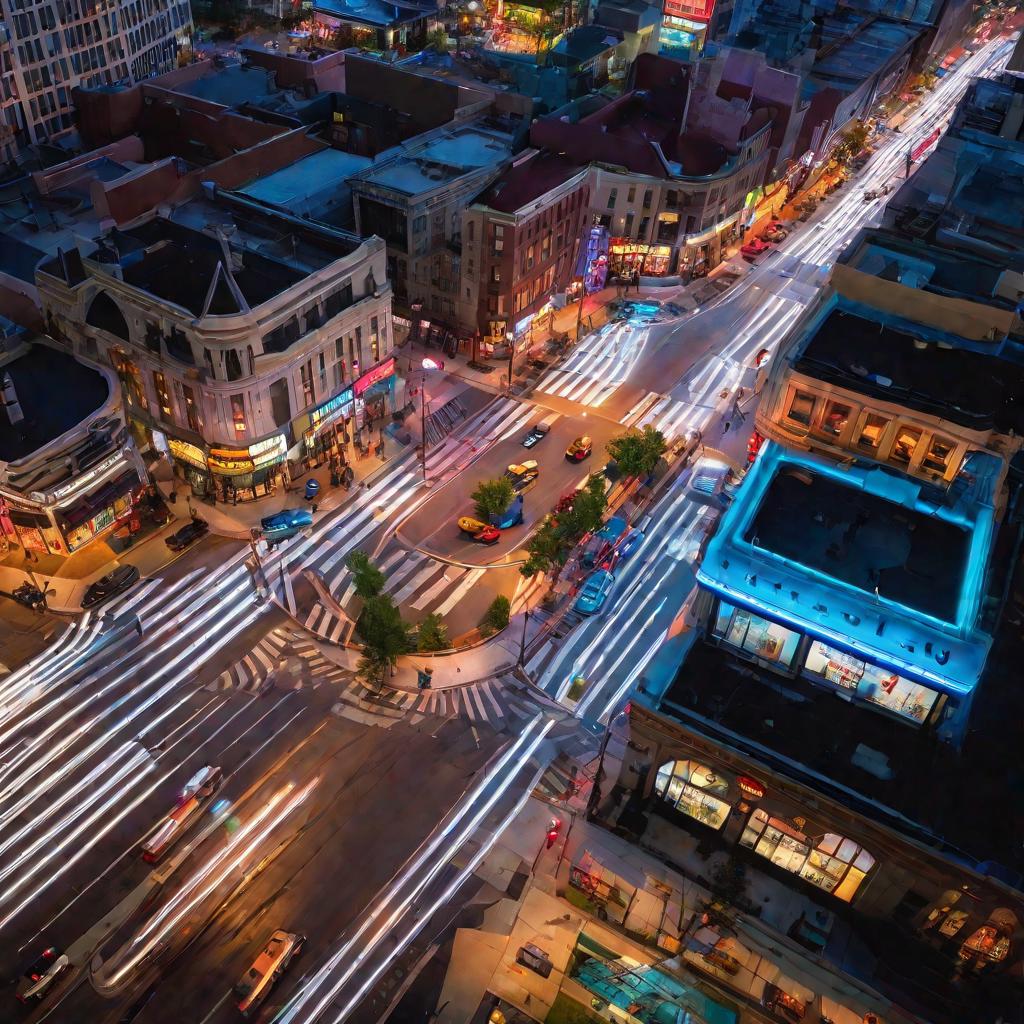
[
  {"x1": 517, "y1": 609, "x2": 531, "y2": 667},
  {"x1": 420, "y1": 382, "x2": 429, "y2": 481},
  {"x1": 575, "y1": 285, "x2": 585, "y2": 341}
]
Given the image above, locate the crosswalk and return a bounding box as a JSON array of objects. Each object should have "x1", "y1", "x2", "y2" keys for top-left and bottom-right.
[{"x1": 210, "y1": 627, "x2": 351, "y2": 695}]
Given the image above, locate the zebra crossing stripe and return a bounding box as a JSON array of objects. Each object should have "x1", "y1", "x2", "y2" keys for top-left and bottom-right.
[
  {"x1": 410, "y1": 566, "x2": 464, "y2": 610},
  {"x1": 253, "y1": 644, "x2": 276, "y2": 674},
  {"x1": 479, "y1": 681, "x2": 504, "y2": 719},
  {"x1": 327, "y1": 615, "x2": 347, "y2": 644}
]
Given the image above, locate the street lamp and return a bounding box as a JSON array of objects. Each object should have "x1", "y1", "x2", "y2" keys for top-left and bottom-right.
[
  {"x1": 506, "y1": 331, "x2": 515, "y2": 393},
  {"x1": 420, "y1": 357, "x2": 441, "y2": 481}
]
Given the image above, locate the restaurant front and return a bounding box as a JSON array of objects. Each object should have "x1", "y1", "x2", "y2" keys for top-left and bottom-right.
[
  {"x1": 608, "y1": 239, "x2": 674, "y2": 278},
  {"x1": 166, "y1": 434, "x2": 288, "y2": 503}
]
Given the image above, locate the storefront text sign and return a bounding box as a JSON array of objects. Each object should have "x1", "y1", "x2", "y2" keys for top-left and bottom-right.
[
  {"x1": 208, "y1": 448, "x2": 255, "y2": 475},
  {"x1": 354, "y1": 357, "x2": 395, "y2": 397},
  {"x1": 737, "y1": 776, "x2": 767, "y2": 799},
  {"x1": 310, "y1": 388, "x2": 354, "y2": 434},
  {"x1": 168, "y1": 439, "x2": 208, "y2": 470},
  {"x1": 250, "y1": 434, "x2": 287, "y2": 468}
]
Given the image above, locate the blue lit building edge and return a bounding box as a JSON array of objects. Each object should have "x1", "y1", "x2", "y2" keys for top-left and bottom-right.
[{"x1": 696, "y1": 442, "x2": 996, "y2": 699}]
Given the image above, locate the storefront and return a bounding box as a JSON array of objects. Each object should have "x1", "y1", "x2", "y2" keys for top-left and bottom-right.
[
  {"x1": 57, "y1": 465, "x2": 143, "y2": 554},
  {"x1": 353, "y1": 356, "x2": 396, "y2": 427},
  {"x1": 167, "y1": 438, "x2": 212, "y2": 498},
  {"x1": 738, "y1": 808, "x2": 876, "y2": 903},
  {"x1": 707, "y1": 598, "x2": 944, "y2": 727},
  {"x1": 302, "y1": 386, "x2": 354, "y2": 469},
  {"x1": 654, "y1": 759, "x2": 733, "y2": 830},
  {"x1": 206, "y1": 434, "x2": 287, "y2": 502},
  {"x1": 608, "y1": 239, "x2": 674, "y2": 277},
  {"x1": 678, "y1": 214, "x2": 740, "y2": 280}
]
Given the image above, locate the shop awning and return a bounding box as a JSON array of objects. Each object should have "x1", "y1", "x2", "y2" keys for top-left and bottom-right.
[{"x1": 58, "y1": 469, "x2": 140, "y2": 528}]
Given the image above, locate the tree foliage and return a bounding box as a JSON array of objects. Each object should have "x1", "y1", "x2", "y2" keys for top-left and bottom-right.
[
  {"x1": 471, "y1": 477, "x2": 516, "y2": 522},
  {"x1": 832, "y1": 121, "x2": 870, "y2": 165},
  {"x1": 356, "y1": 594, "x2": 413, "y2": 670},
  {"x1": 519, "y1": 477, "x2": 608, "y2": 578},
  {"x1": 480, "y1": 595, "x2": 511, "y2": 636},
  {"x1": 346, "y1": 549, "x2": 385, "y2": 600},
  {"x1": 416, "y1": 612, "x2": 449, "y2": 652},
  {"x1": 356, "y1": 648, "x2": 390, "y2": 692},
  {"x1": 426, "y1": 25, "x2": 449, "y2": 52},
  {"x1": 606, "y1": 426, "x2": 667, "y2": 480}
]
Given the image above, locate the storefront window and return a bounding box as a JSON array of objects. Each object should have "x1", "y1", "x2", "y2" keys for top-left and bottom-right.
[
  {"x1": 739, "y1": 809, "x2": 875, "y2": 902},
  {"x1": 922, "y1": 435, "x2": 956, "y2": 475},
  {"x1": 152, "y1": 371, "x2": 172, "y2": 419},
  {"x1": 787, "y1": 390, "x2": 816, "y2": 427},
  {"x1": 890, "y1": 424, "x2": 922, "y2": 466},
  {"x1": 608, "y1": 240, "x2": 672, "y2": 277},
  {"x1": 654, "y1": 760, "x2": 732, "y2": 830},
  {"x1": 856, "y1": 413, "x2": 889, "y2": 453},
  {"x1": 803, "y1": 640, "x2": 940, "y2": 724},
  {"x1": 230, "y1": 394, "x2": 247, "y2": 435},
  {"x1": 712, "y1": 601, "x2": 801, "y2": 667},
  {"x1": 813, "y1": 400, "x2": 852, "y2": 439}
]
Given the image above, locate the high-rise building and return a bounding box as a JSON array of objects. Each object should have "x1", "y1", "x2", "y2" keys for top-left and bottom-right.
[{"x1": 0, "y1": 0, "x2": 193, "y2": 160}]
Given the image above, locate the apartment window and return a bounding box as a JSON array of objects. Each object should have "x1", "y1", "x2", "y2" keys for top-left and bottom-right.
[
  {"x1": 225, "y1": 348, "x2": 242, "y2": 382},
  {"x1": 856, "y1": 413, "x2": 889, "y2": 452},
  {"x1": 541, "y1": 234, "x2": 551, "y2": 261},
  {"x1": 527, "y1": 244, "x2": 535, "y2": 269},
  {"x1": 627, "y1": 186, "x2": 636, "y2": 204},
  {"x1": 787, "y1": 390, "x2": 816, "y2": 426},
  {"x1": 625, "y1": 213, "x2": 635, "y2": 236},
  {"x1": 230, "y1": 394, "x2": 247, "y2": 435},
  {"x1": 318, "y1": 350, "x2": 328, "y2": 393},
  {"x1": 412, "y1": 215, "x2": 427, "y2": 233},
  {"x1": 493, "y1": 224, "x2": 504, "y2": 254},
  {"x1": 152, "y1": 370, "x2": 172, "y2": 419},
  {"x1": 333, "y1": 355, "x2": 346, "y2": 391},
  {"x1": 370, "y1": 316, "x2": 380, "y2": 361},
  {"x1": 467, "y1": 221, "x2": 474, "y2": 242},
  {"x1": 922, "y1": 435, "x2": 956, "y2": 475},
  {"x1": 643, "y1": 189, "x2": 652, "y2": 210},
  {"x1": 300, "y1": 360, "x2": 314, "y2": 408},
  {"x1": 269, "y1": 377, "x2": 291, "y2": 429},
  {"x1": 639, "y1": 216, "x2": 650, "y2": 238},
  {"x1": 607, "y1": 188, "x2": 618, "y2": 209},
  {"x1": 890, "y1": 424, "x2": 922, "y2": 466},
  {"x1": 666, "y1": 189, "x2": 679, "y2": 209},
  {"x1": 181, "y1": 383, "x2": 200, "y2": 433},
  {"x1": 813, "y1": 400, "x2": 852, "y2": 439},
  {"x1": 491, "y1": 265, "x2": 501, "y2": 283}
]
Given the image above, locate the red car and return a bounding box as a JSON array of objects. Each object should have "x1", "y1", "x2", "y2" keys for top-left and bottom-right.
[
  {"x1": 741, "y1": 238, "x2": 772, "y2": 259},
  {"x1": 763, "y1": 221, "x2": 789, "y2": 243}
]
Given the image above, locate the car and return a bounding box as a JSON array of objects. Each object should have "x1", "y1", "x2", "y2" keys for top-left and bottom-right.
[
  {"x1": 516, "y1": 943, "x2": 554, "y2": 978},
  {"x1": 260, "y1": 508, "x2": 313, "y2": 541},
  {"x1": 457, "y1": 517, "x2": 501, "y2": 545},
  {"x1": 81, "y1": 565, "x2": 141, "y2": 610},
  {"x1": 16, "y1": 947, "x2": 70, "y2": 1003},
  {"x1": 763, "y1": 222, "x2": 789, "y2": 243},
  {"x1": 165, "y1": 517, "x2": 208, "y2": 552},
  {"x1": 522, "y1": 415, "x2": 557, "y2": 448},
  {"x1": 617, "y1": 529, "x2": 645, "y2": 561},
  {"x1": 504, "y1": 460, "x2": 539, "y2": 491},
  {"x1": 863, "y1": 188, "x2": 879, "y2": 201},
  {"x1": 575, "y1": 569, "x2": 614, "y2": 616},
  {"x1": 235, "y1": 931, "x2": 305, "y2": 1017},
  {"x1": 565, "y1": 436, "x2": 592, "y2": 462},
  {"x1": 740, "y1": 237, "x2": 772, "y2": 258}
]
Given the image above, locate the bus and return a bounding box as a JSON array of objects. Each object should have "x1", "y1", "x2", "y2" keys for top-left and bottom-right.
[
  {"x1": 235, "y1": 930, "x2": 305, "y2": 1017},
  {"x1": 140, "y1": 765, "x2": 222, "y2": 864}
]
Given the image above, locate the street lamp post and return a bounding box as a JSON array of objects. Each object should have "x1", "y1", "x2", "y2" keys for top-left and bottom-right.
[
  {"x1": 575, "y1": 282, "x2": 585, "y2": 341},
  {"x1": 420, "y1": 357, "x2": 441, "y2": 482},
  {"x1": 506, "y1": 331, "x2": 515, "y2": 393}
]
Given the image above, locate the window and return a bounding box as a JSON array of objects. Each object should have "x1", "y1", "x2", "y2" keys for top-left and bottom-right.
[
  {"x1": 225, "y1": 348, "x2": 243, "y2": 382},
  {"x1": 890, "y1": 424, "x2": 922, "y2": 465},
  {"x1": 541, "y1": 234, "x2": 550, "y2": 261},
  {"x1": 491, "y1": 265, "x2": 501, "y2": 283},
  {"x1": 318, "y1": 351, "x2": 327, "y2": 393},
  {"x1": 181, "y1": 383, "x2": 200, "y2": 433},
  {"x1": 712, "y1": 601, "x2": 801, "y2": 667},
  {"x1": 269, "y1": 377, "x2": 291, "y2": 429},
  {"x1": 625, "y1": 213, "x2": 635, "y2": 236},
  {"x1": 922, "y1": 435, "x2": 956, "y2": 475},
  {"x1": 300, "y1": 360, "x2": 314, "y2": 408},
  {"x1": 856, "y1": 413, "x2": 889, "y2": 452},
  {"x1": 607, "y1": 188, "x2": 618, "y2": 209},
  {"x1": 814, "y1": 400, "x2": 852, "y2": 439},
  {"x1": 643, "y1": 189, "x2": 652, "y2": 210},
  {"x1": 230, "y1": 394, "x2": 247, "y2": 435},
  {"x1": 627, "y1": 186, "x2": 636, "y2": 204},
  {"x1": 370, "y1": 316, "x2": 380, "y2": 361},
  {"x1": 639, "y1": 216, "x2": 650, "y2": 238},
  {"x1": 493, "y1": 224, "x2": 504, "y2": 254},
  {"x1": 666, "y1": 189, "x2": 679, "y2": 209},
  {"x1": 152, "y1": 371, "x2": 172, "y2": 419},
  {"x1": 412, "y1": 215, "x2": 427, "y2": 233},
  {"x1": 467, "y1": 221, "x2": 474, "y2": 242},
  {"x1": 787, "y1": 390, "x2": 816, "y2": 426},
  {"x1": 527, "y1": 244, "x2": 535, "y2": 269},
  {"x1": 654, "y1": 760, "x2": 732, "y2": 830}
]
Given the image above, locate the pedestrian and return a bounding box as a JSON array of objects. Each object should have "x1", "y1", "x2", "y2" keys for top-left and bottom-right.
[{"x1": 723, "y1": 419, "x2": 732, "y2": 434}]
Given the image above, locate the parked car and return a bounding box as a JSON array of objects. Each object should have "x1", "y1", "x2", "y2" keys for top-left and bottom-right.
[
  {"x1": 574, "y1": 569, "x2": 614, "y2": 616},
  {"x1": 740, "y1": 237, "x2": 772, "y2": 259},
  {"x1": 565, "y1": 436, "x2": 593, "y2": 462},
  {"x1": 516, "y1": 943, "x2": 554, "y2": 978},
  {"x1": 457, "y1": 517, "x2": 500, "y2": 545},
  {"x1": 763, "y1": 222, "x2": 789, "y2": 243},
  {"x1": 617, "y1": 528, "x2": 645, "y2": 561},
  {"x1": 504, "y1": 460, "x2": 539, "y2": 491},
  {"x1": 165, "y1": 517, "x2": 208, "y2": 552},
  {"x1": 16, "y1": 947, "x2": 69, "y2": 1003},
  {"x1": 260, "y1": 508, "x2": 313, "y2": 542},
  {"x1": 489, "y1": 493, "x2": 525, "y2": 529},
  {"x1": 81, "y1": 564, "x2": 141, "y2": 609}
]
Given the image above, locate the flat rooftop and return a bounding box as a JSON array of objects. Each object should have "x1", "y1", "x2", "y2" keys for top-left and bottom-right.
[
  {"x1": 697, "y1": 444, "x2": 996, "y2": 696},
  {"x1": 311, "y1": 0, "x2": 433, "y2": 28},
  {"x1": 171, "y1": 63, "x2": 277, "y2": 108},
  {"x1": 807, "y1": 14, "x2": 921, "y2": 93},
  {"x1": 0, "y1": 345, "x2": 110, "y2": 462},
  {"x1": 238, "y1": 148, "x2": 371, "y2": 214},
  {"x1": 838, "y1": 227, "x2": 1024, "y2": 313},
  {"x1": 795, "y1": 306, "x2": 1024, "y2": 433},
  {"x1": 952, "y1": 72, "x2": 1024, "y2": 146},
  {"x1": 352, "y1": 122, "x2": 516, "y2": 196}
]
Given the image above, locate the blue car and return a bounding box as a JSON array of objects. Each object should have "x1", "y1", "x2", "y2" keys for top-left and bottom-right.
[
  {"x1": 617, "y1": 529, "x2": 645, "y2": 561},
  {"x1": 260, "y1": 508, "x2": 313, "y2": 541},
  {"x1": 489, "y1": 493, "x2": 525, "y2": 529},
  {"x1": 574, "y1": 569, "x2": 614, "y2": 616}
]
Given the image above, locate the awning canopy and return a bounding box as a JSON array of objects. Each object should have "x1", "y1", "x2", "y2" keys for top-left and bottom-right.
[{"x1": 58, "y1": 469, "x2": 140, "y2": 528}]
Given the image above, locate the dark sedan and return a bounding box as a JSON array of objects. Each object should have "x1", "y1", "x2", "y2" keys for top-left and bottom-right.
[
  {"x1": 165, "y1": 517, "x2": 209, "y2": 552},
  {"x1": 81, "y1": 564, "x2": 141, "y2": 609}
]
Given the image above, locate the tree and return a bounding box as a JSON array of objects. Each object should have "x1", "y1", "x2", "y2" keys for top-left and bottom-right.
[
  {"x1": 426, "y1": 25, "x2": 449, "y2": 53},
  {"x1": 416, "y1": 612, "x2": 449, "y2": 652},
  {"x1": 471, "y1": 477, "x2": 516, "y2": 522},
  {"x1": 520, "y1": 520, "x2": 566, "y2": 577},
  {"x1": 346, "y1": 549, "x2": 385, "y2": 600},
  {"x1": 479, "y1": 595, "x2": 510, "y2": 636},
  {"x1": 559, "y1": 475, "x2": 606, "y2": 539},
  {"x1": 356, "y1": 595, "x2": 413, "y2": 672},
  {"x1": 832, "y1": 121, "x2": 870, "y2": 165},
  {"x1": 356, "y1": 648, "x2": 389, "y2": 692},
  {"x1": 606, "y1": 426, "x2": 667, "y2": 480}
]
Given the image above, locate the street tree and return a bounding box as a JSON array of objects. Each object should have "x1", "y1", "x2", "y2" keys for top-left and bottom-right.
[
  {"x1": 480, "y1": 595, "x2": 511, "y2": 636},
  {"x1": 356, "y1": 594, "x2": 413, "y2": 673},
  {"x1": 426, "y1": 25, "x2": 449, "y2": 52},
  {"x1": 345, "y1": 549, "x2": 385, "y2": 600},
  {"x1": 833, "y1": 121, "x2": 870, "y2": 165},
  {"x1": 607, "y1": 426, "x2": 667, "y2": 479},
  {"x1": 520, "y1": 518, "x2": 567, "y2": 577},
  {"x1": 471, "y1": 477, "x2": 516, "y2": 522},
  {"x1": 416, "y1": 612, "x2": 449, "y2": 652},
  {"x1": 356, "y1": 648, "x2": 389, "y2": 692},
  {"x1": 559, "y1": 475, "x2": 607, "y2": 539}
]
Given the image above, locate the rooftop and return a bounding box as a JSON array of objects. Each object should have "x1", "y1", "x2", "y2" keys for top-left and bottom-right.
[
  {"x1": 794, "y1": 306, "x2": 1024, "y2": 434},
  {"x1": 0, "y1": 345, "x2": 110, "y2": 462},
  {"x1": 473, "y1": 152, "x2": 584, "y2": 214},
  {"x1": 237, "y1": 148, "x2": 371, "y2": 217},
  {"x1": 551, "y1": 25, "x2": 623, "y2": 64},
  {"x1": 351, "y1": 121, "x2": 516, "y2": 196},
  {"x1": 310, "y1": 0, "x2": 434, "y2": 28},
  {"x1": 805, "y1": 15, "x2": 922, "y2": 97},
  {"x1": 951, "y1": 72, "x2": 1024, "y2": 147},
  {"x1": 697, "y1": 443, "x2": 997, "y2": 697},
  {"x1": 170, "y1": 62, "x2": 278, "y2": 109}
]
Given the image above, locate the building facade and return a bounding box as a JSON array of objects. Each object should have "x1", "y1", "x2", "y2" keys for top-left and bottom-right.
[
  {"x1": 0, "y1": 0, "x2": 192, "y2": 159},
  {"x1": 38, "y1": 191, "x2": 395, "y2": 502}
]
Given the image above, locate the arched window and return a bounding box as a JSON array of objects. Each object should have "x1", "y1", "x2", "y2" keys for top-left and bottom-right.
[
  {"x1": 85, "y1": 291, "x2": 130, "y2": 341},
  {"x1": 654, "y1": 760, "x2": 732, "y2": 831}
]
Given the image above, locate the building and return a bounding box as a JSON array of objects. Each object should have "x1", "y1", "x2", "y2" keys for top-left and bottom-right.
[
  {"x1": 348, "y1": 117, "x2": 520, "y2": 348},
  {"x1": 307, "y1": 0, "x2": 434, "y2": 53},
  {"x1": 460, "y1": 151, "x2": 589, "y2": 353},
  {"x1": 38, "y1": 188, "x2": 395, "y2": 500},
  {"x1": 532, "y1": 54, "x2": 774, "y2": 281},
  {"x1": 0, "y1": 332, "x2": 147, "y2": 561},
  {"x1": 0, "y1": 0, "x2": 192, "y2": 160}
]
